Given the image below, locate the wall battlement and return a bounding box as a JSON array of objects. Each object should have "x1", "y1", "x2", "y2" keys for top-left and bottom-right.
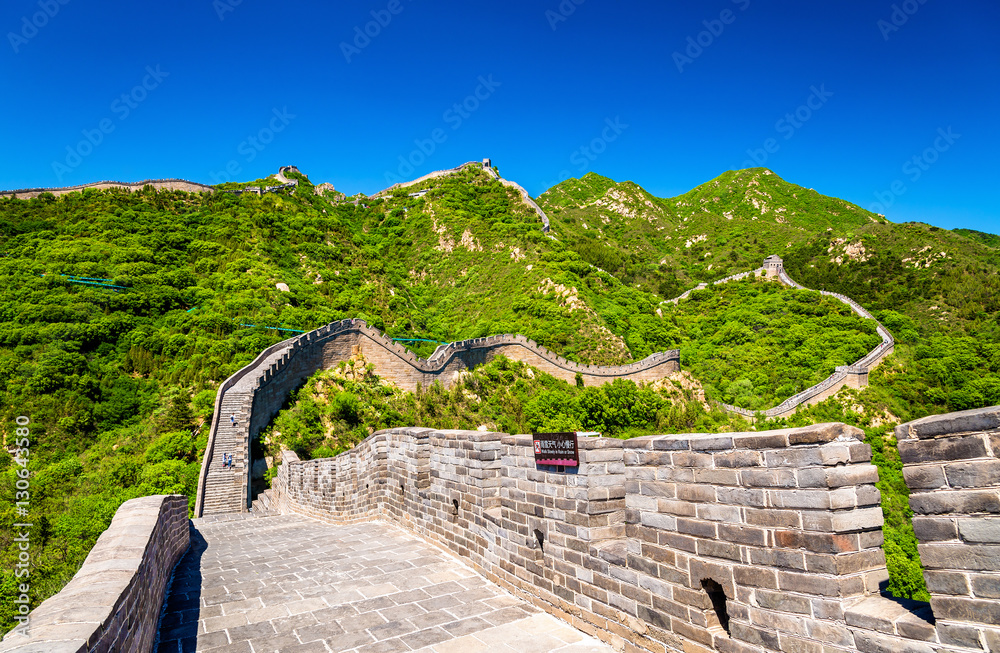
[
  {"x1": 0, "y1": 178, "x2": 215, "y2": 199},
  {"x1": 265, "y1": 405, "x2": 1000, "y2": 653},
  {"x1": 195, "y1": 319, "x2": 681, "y2": 516}
]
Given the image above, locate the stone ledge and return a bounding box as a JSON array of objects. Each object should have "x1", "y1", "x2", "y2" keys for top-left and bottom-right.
[
  {"x1": 896, "y1": 406, "x2": 1000, "y2": 441},
  {"x1": 0, "y1": 495, "x2": 189, "y2": 653}
]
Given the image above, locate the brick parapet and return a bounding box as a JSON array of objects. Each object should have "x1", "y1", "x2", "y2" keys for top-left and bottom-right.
[
  {"x1": 0, "y1": 495, "x2": 190, "y2": 653},
  {"x1": 897, "y1": 406, "x2": 1000, "y2": 650},
  {"x1": 267, "y1": 410, "x2": 1000, "y2": 652}
]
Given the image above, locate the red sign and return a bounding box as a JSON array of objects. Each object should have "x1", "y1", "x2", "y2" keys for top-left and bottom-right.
[{"x1": 532, "y1": 432, "x2": 579, "y2": 467}]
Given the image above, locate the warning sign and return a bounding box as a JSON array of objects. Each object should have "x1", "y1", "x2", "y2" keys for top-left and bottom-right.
[{"x1": 532, "y1": 432, "x2": 579, "y2": 467}]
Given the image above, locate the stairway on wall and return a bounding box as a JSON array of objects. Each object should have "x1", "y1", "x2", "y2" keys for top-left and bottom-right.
[
  {"x1": 201, "y1": 392, "x2": 251, "y2": 515},
  {"x1": 251, "y1": 488, "x2": 275, "y2": 516}
]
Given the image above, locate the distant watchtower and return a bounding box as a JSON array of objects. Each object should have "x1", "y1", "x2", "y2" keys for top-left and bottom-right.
[
  {"x1": 482, "y1": 158, "x2": 492, "y2": 169},
  {"x1": 763, "y1": 255, "x2": 784, "y2": 278}
]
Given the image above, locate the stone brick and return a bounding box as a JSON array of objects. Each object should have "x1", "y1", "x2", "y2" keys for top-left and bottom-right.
[
  {"x1": 733, "y1": 566, "x2": 777, "y2": 590},
  {"x1": 970, "y1": 573, "x2": 1000, "y2": 599},
  {"x1": 740, "y1": 469, "x2": 797, "y2": 488},
  {"x1": 923, "y1": 570, "x2": 970, "y2": 595},
  {"x1": 932, "y1": 596, "x2": 1000, "y2": 626},
  {"x1": 946, "y1": 460, "x2": 1000, "y2": 489},
  {"x1": 898, "y1": 435, "x2": 990, "y2": 464},
  {"x1": 958, "y1": 517, "x2": 1000, "y2": 544},
  {"x1": 755, "y1": 589, "x2": 811, "y2": 615},
  {"x1": 910, "y1": 489, "x2": 1000, "y2": 515},
  {"x1": 911, "y1": 517, "x2": 958, "y2": 542},
  {"x1": 895, "y1": 405, "x2": 1000, "y2": 440},
  {"x1": 937, "y1": 621, "x2": 987, "y2": 649}
]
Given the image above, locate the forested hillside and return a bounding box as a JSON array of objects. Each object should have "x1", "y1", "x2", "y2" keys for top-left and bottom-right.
[
  {"x1": 539, "y1": 168, "x2": 1000, "y2": 421},
  {"x1": 0, "y1": 163, "x2": 996, "y2": 628}
]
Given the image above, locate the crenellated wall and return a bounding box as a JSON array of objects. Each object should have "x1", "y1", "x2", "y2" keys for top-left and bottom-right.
[
  {"x1": 0, "y1": 495, "x2": 189, "y2": 653},
  {"x1": 267, "y1": 406, "x2": 1000, "y2": 653},
  {"x1": 897, "y1": 406, "x2": 1000, "y2": 650},
  {"x1": 0, "y1": 178, "x2": 215, "y2": 199},
  {"x1": 196, "y1": 319, "x2": 680, "y2": 516}
]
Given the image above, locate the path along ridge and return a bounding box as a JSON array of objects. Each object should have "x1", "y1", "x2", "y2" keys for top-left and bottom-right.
[{"x1": 663, "y1": 256, "x2": 895, "y2": 419}]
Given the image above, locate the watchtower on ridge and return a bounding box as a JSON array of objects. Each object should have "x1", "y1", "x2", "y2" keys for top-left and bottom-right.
[{"x1": 763, "y1": 254, "x2": 784, "y2": 278}]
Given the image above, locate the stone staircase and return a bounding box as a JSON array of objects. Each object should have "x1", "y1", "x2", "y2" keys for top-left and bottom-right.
[
  {"x1": 200, "y1": 392, "x2": 252, "y2": 515},
  {"x1": 251, "y1": 488, "x2": 276, "y2": 516}
]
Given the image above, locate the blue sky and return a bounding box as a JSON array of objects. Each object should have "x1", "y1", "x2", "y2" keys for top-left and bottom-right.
[{"x1": 2, "y1": 0, "x2": 998, "y2": 233}]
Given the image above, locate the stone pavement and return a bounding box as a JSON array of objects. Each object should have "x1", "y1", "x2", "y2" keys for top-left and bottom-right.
[{"x1": 155, "y1": 514, "x2": 613, "y2": 653}]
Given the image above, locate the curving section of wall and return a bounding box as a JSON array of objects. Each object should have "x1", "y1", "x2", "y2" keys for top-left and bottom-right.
[
  {"x1": 265, "y1": 406, "x2": 1000, "y2": 653},
  {"x1": 195, "y1": 319, "x2": 680, "y2": 516},
  {"x1": 668, "y1": 257, "x2": 895, "y2": 420},
  {"x1": 0, "y1": 495, "x2": 189, "y2": 653},
  {"x1": 0, "y1": 179, "x2": 215, "y2": 200}
]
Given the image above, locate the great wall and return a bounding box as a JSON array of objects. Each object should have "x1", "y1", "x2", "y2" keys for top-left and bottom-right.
[
  {"x1": 666, "y1": 255, "x2": 895, "y2": 420},
  {"x1": 7, "y1": 408, "x2": 1000, "y2": 653},
  {"x1": 0, "y1": 178, "x2": 216, "y2": 199},
  {"x1": 6, "y1": 162, "x2": 976, "y2": 653},
  {"x1": 193, "y1": 319, "x2": 682, "y2": 517}
]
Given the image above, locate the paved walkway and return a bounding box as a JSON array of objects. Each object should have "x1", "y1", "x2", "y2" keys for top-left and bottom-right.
[{"x1": 156, "y1": 515, "x2": 613, "y2": 653}]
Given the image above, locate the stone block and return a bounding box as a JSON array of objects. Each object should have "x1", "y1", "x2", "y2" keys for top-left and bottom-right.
[
  {"x1": 733, "y1": 566, "x2": 777, "y2": 590},
  {"x1": 903, "y1": 464, "x2": 948, "y2": 490},
  {"x1": 898, "y1": 435, "x2": 990, "y2": 464},
  {"x1": 716, "y1": 487, "x2": 766, "y2": 508},
  {"x1": 740, "y1": 468, "x2": 797, "y2": 488},
  {"x1": 755, "y1": 589, "x2": 811, "y2": 615},
  {"x1": 946, "y1": 460, "x2": 1000, "y2": 489},
  {"x1": 970, "y1": 573, "x2": 1000, "y2": 599},
  {"x1": 958, "y1": 517, "x2": 1000, "y2": 544},
  {"x1": 912, "y1": 517, "x2": 958, "y2": 542},
  {"x1": 910, "y1": 489, "x2": 1000, "y2": 516},
  {"x1": 924, "y1": 569, "x2": 970, "y2": 595},
  {"x1": 896, "y1": 406, "x2": 1000, "y2": 440},
  {"x1": 937, "y1": 621, "x2": 986, "y2": 648},
  {"x1": 932, "y1": 596, "x2": 1000, "y2": 626}
]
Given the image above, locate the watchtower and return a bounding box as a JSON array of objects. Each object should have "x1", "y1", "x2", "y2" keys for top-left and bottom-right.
[{"x1": 763, "y1": 255, "x2": 784, "y2": 278}]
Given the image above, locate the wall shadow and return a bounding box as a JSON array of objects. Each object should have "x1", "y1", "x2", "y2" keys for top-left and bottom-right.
[{"x1": 154, "y1": 525, "x2": 207, "y2": 653}]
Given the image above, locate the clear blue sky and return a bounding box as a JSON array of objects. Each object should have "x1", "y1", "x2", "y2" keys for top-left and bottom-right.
[{"x1": 3, "y1": 0, "x2": 998, "y2": 233}]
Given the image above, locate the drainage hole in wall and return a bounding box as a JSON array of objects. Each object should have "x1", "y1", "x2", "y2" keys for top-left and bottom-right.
[{"x1": 702, "y1": 579, "x2": 730, "y2": 635}]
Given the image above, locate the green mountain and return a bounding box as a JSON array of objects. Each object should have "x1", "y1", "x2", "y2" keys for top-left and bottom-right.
[
  {"x1": 538, "y1": 168, "x2": 1000, "y2": 419},
  {"x1": 0, "y1": 163, "x2": 996, "y2": 625}
]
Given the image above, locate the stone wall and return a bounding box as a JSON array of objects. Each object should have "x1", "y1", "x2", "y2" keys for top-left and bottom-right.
[
  {"x1": 0, "y1": 495, "x2": 189, "y2": 653},
  {"x1": 897, "y1": 406, "x2": 1000, "y2": 650},
  {"x1": 677, "y1": 258, "x2": 896, "y2": 420},
  {"x1": 195, "y1": 319, "x2": 680, "y2": 515},
  {"x1": 268, "y1": 406, "x2": 1000, "y2": 653},
  {"x1": 0, "y1": 179, "x2": 215, "y2": 200}
]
